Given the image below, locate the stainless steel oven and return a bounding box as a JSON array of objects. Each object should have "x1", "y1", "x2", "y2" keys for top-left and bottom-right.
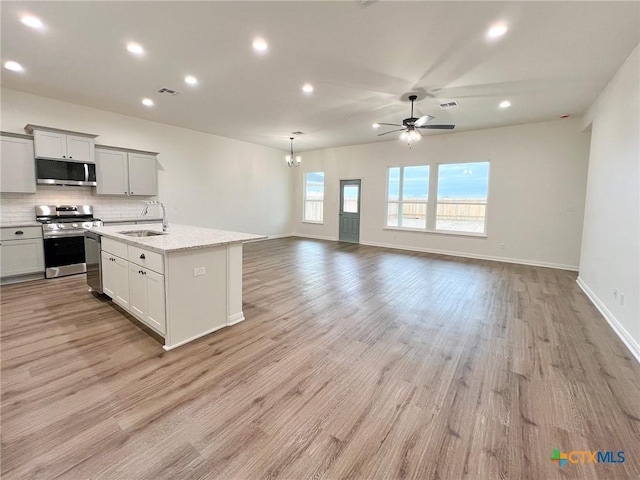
[{"x1": 36, "y1": 205, "x2": 103, "y2": 279}]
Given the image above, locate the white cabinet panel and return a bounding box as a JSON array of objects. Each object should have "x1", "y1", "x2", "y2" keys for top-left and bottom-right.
[
  {"x1": 0, "y1": 238, "x2": 44, "y2": 277},
  {"x1": 129, "y1": 265, "x2": 166, "y2": 334},
  {"x1": 0, "y1": 136, "x2": 36, "y2": 193},
  {"x1": 95, "y1": 148, "x2": 157, "y2": 196},
  {"x1": 31, "y1": 127, "x2": 95, "y2": 162},
  {"x1": 33, "y1": 130, "x2": 66, "y2": 159},
  {"x1": 128, "y1": 153, "x2": 157, "y2": 196},
  {"x1": 66, "y1": 135, "x2": 95, "y2": 162},
  {"x1": 129, "y1": 263, "x2": 148, "y2": 321},
  {"x1": 145, "y1": 270, "x2": 165, "y2": 334},
  {"x1": 101, "y1": 251, "x2": 129, "y2": 310},
  {"x1": 96, "y1": 149, "x2": 128, "y2": 195}
]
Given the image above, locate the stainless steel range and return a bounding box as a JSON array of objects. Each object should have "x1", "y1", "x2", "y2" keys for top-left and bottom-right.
[{"x1": 36, "y1": 205, "x2": 103, "y2": 279}]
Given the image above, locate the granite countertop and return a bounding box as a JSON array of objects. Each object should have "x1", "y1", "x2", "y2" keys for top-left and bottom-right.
[
  {"x1": 0, "y1": 222, "x2": 41, "y2": 228},
  {"x1": 92, "y1": 223, "x2": 267, "y2": 253},
  {"x1": 101, "y1": 217, "x2": 163, "y2": 224}
]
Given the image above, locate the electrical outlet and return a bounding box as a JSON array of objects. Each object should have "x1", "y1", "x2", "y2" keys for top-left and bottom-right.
[
  {"x1": 620, "y1": 293, "x2": 625, "y2": 306},
  {"x1": 499, "y1": 243, "x2": 505, "y2": 250},
  {"x1": 613, "y1": 289, "x2": 618, "y2": 298},
  {"x1": 194, "y1": 267, "x2": 206, "y2": 277}
]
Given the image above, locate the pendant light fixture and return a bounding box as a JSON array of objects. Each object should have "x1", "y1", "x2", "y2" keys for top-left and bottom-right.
[{"x1": 286, "y1": 137, "x2": 301, "y2": 167}]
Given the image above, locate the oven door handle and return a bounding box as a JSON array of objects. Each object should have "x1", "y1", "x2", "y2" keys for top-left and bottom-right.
[{"x1": 43, "y1": 232, "x2": 86, "y2": 239}]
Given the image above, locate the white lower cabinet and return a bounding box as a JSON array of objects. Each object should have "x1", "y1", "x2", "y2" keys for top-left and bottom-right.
[
  {"x1": 129, "y1": 263, "x2": 165, "y2": 334},
  {"x1": 102, "y1": 239, "x2": 165, "y2": 335},
  {"x1": 0, "y1": 227, "x2": 44, "y2": 281},
  {"x1": 101, "y1": 251, "x2": 129, "y2": 310}
]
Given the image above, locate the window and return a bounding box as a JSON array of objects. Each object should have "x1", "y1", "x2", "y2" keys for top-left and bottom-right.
[
  {"x1": 304, "y1": 172, "x2": 324, "y2": 222},
  {"x1": 436, "y1": 162, "x2": 490, "y2": 234},
  {"x1": 386, "y1": 165, "x2": 429, "y2": 229}
]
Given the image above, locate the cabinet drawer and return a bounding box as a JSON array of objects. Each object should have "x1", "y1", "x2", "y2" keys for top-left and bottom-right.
[
  {"x1": 128, "y1": 245, "x2": 164, "y2": 274},
  {"x1": 0, "y1": 226, "x2": 42, "y2": 241},
  {"x1": 102, "y1": 237, "x2": 128, "y2": 258}
]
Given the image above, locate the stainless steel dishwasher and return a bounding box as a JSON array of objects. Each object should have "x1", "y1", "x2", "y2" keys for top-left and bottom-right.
[{"x1": 84, "y1": 231, "x2": 102, "y2": 294}]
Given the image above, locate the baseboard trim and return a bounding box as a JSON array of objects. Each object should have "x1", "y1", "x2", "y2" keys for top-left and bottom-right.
[
  {"x1": 292, "y1": 233, "x2": 338, "y2": 242},
  {"x1": 576, "y1": 276, "x2": 640, "y2": 364},
  {"x1": 227, "y1": 312, "x2": 245, "y2": 326},
  {"x1": 163, "y1": 324, "x2": 227, "y2": 351},
  {"x1": 357, "y1": 239, "x2": 579, "y2": 271},
  {"x1": 267, "y1": 233, "x2": 293, "y2": 239}
]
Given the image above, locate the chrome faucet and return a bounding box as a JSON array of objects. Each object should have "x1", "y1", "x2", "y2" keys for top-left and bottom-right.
[{"x1": 141, "y1": 201, "x2": 168, "y2": 232}]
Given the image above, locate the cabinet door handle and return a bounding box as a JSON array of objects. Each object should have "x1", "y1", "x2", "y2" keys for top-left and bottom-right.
[
  {"x1": 139, "y1": 254, "x2": 145, "y2": 259},
  {"x1": 15, "y1": 230, "x2": 24, "y2": 235}
]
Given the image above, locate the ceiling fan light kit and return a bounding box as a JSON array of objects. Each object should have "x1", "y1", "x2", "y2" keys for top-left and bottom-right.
[{"x1": 377, "y1": 94, "x2": 455, "y2": 147}]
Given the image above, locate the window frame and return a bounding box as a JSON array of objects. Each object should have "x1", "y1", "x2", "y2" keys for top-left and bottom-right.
[
  {"x1": 435, "y1": 161, "x2": 491, "y2": 236},
  {"x1": 303, "y1": 171, "x2": 325, "y2": 224},
  {"x1": 384, "y1": 161, "x2": 490, "y2": 238},
  {"x1": 385, "y1": 165, "x2": 430, "y2": 231}
]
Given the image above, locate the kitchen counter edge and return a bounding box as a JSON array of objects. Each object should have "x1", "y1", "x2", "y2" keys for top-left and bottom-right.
[{"x1": 91, "y1": 223, "x2": 267, "y2": 254}]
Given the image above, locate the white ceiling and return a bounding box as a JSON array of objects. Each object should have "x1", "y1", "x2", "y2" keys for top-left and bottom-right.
[{"x1": 2, "y1": 1, "x2": 639, "y2": 152}]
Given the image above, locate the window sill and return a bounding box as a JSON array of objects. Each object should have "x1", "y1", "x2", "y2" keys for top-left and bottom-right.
[
  {"x1": 302, "y1": 220, "x2": 324, "y2": 225},
  {"x1": 383, "y1": 226, "x2": 487, "y2": 239}
]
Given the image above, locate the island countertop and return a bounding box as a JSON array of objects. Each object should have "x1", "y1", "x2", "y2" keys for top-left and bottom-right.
[{"x1": 92, "y1": 223, "x2": 267, "y2": 253}]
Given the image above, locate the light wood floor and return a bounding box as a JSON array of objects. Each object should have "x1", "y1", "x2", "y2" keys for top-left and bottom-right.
[{"x1": 1, "y1": 238, "x2": 639, "y2": 480}]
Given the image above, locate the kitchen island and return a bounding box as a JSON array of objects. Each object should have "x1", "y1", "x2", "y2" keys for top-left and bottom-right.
[{"x1": 91, "y1": 223, "x2": 266, "y2": 350}]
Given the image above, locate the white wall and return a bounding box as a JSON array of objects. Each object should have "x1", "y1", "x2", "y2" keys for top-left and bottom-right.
[
  {"x1": 578, "y1": 44, "x2": 640, "y2": 359},
  {"x1": 293, "y1": 119, "x2": 590, "y2": 270},
  {"x1": 0, "y1": 88, "x2": 292, "y2": 236}
]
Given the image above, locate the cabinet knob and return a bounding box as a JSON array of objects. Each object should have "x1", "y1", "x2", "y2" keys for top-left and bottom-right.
[
  {"x1": 139, "y1": 254, "x2": 145, "y2": 259},
  {"x1": 15, "y1": 230, "x2": 24, "y2": 235}
]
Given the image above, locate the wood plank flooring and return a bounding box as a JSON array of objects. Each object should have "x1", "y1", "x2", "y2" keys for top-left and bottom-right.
[{"x1": 1, "y1": 237, "x2": 639, "y2": 479}]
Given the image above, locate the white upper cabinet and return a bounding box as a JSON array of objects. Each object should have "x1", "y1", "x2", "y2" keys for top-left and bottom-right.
[
  {"x1": 96, "y1": 146, "x2": 157, "y2": 196},
  {"x1": 0, "y1": 134, "x2": 36, "y2": 193},
  {"x1": 26, "y1": 125, "x2": 97, "y2": 162},
  {"x1": 66, "y1": 135, "x2": 95, "y2": 162},
  {"x1": 128, "y1": 153, "x2": 157, "y2": 196},
  {"x1": 96, "y1": 148, "x2": 128, "y2": 195}
]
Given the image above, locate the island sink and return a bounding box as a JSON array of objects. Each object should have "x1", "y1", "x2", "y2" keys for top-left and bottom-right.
[{"x1": 118, "y1": 230, "x2": 168, "y2": 237}]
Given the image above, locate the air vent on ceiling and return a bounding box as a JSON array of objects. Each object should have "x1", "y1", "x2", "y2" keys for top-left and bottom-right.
[
  {"x1": 439, "y1": 101, "x2": 459, "y2": 109},
  {"x1": 158, "y1": 88, "x2": 179, "y2": 96}
]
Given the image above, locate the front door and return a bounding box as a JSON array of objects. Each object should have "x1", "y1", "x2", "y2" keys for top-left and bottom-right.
[{"x1": 339, "y1": 179, "x2": 361, "y2": 243}]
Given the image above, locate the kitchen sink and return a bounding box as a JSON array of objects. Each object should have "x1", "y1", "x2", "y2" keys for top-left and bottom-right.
[{"x1": 118, "y1": 230, "x2": 167, "y2": 237}]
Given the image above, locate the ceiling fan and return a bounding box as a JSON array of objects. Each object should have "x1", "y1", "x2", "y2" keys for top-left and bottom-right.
[{"x1": 376, "y1": 94, "x2": 455, "y2": 143}]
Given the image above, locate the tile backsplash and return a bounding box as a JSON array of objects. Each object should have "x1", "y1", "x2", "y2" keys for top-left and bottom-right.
[{"x1": 0, "y1": 186, "x2": 156, "y2": 223}]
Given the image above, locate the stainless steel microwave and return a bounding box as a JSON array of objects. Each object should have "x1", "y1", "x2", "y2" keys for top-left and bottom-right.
[{"x1": 36, "y1": 158, "x2": 97, "y2": 186}]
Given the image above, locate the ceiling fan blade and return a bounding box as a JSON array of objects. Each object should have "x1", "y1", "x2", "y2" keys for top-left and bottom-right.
[
  {"x1": 414, "y1": 115, "x2": 434, "y2": 127},
  {"x1": 378, "y1": 128, "x2": 406, "y2": 136},
  {"x1": 377, "y1": 122, "x2": 403, "y2": 127},
  {"x1": 418, "y1": 124, "x2": 456, "y2": 130}
]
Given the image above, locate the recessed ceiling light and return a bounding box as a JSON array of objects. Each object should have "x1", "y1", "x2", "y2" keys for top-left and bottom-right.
[
  {"x1": 487, "y1": 24, "x2": 508, "y2": 39},
  {"x1": 252, "y1": 38, "x2": 268, "y2": 53},
  {"x1": 20, "y1": 15, "x2": 44, "y2": 29},
  {"x1": 499, "y1": 100, "x2": 511, "y2": 109},
  {"x1": 142, "y1": 98, "x2": 154, "y2": 107},
  {"x1": 4, "y1": 61, "x2": 24, "y2": 72},
  {"x1": 184, "y1": 75, "x2": 198, "y2": 85},
  {"x1": 372, "y1": 123, "x2": 380, "y2": 129},
  {"x1": 127, "y1": 42, "x2": 145, "y2": 55},
  {"x1": 302, "y1": 83, "x2": 314, "y2": 94}
]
